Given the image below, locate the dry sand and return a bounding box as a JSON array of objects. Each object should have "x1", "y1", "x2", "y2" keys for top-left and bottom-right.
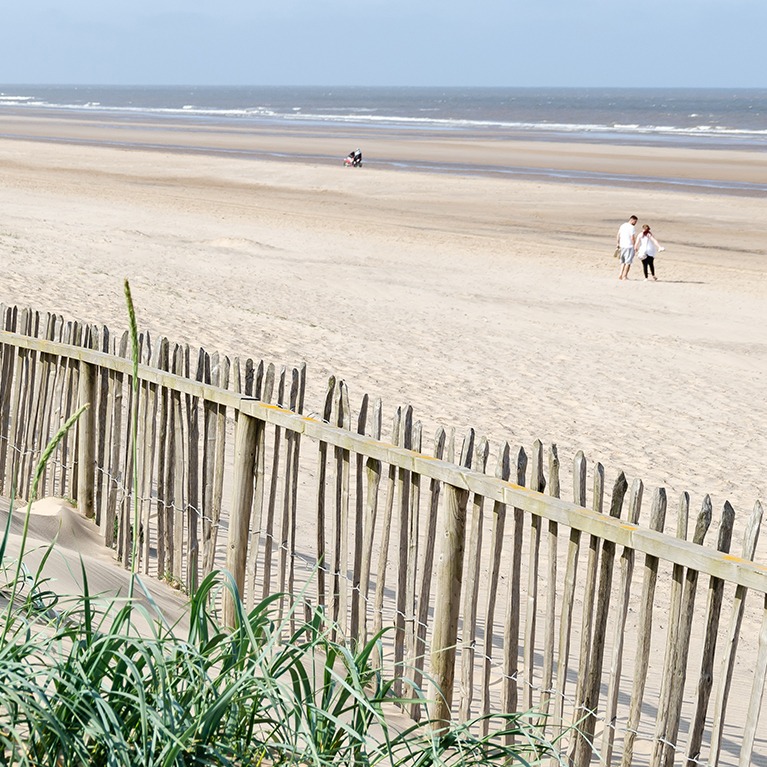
[
  {"x1": 0, "y1": 498, "x2": 189, "y2": 631},
  {"x1": 0, "y1": 119, "x2": 765, "y2": 530},
  {"x1": 0, "y1": 115, "x2": 766, "y2": 760}
]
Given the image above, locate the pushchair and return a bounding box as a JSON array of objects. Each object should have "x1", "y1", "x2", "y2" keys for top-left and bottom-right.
[{"x1": 344, "y1": 148, "x2": 362, "y2": 167}]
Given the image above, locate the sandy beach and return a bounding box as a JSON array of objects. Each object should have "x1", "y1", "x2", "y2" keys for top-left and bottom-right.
[
  {"x1": 1, "y1": 110, "x2": 766, "y2": 761},
  {"x1": 1, "y1": 114, "x2": 766, "y2": 526}
]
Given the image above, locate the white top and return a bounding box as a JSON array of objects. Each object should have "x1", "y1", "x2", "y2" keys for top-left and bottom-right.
[
  {"x1": 618, "y1": 221, "x2": 636, "y2": 248},
  {"x1": 636, "y1": 233, "x2": 662, "y2": 259}
]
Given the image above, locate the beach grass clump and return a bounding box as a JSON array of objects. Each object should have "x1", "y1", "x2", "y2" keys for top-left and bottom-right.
[{"x1": 0, "y1": 531, "x2": 560, "y2": 766}]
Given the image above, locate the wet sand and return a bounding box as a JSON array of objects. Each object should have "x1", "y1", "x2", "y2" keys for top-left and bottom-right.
[{"x1": 1, "y1": 107, "x2": 766, "y2": 189}]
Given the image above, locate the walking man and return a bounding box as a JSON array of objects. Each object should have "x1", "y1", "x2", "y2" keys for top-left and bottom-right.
[{"x1": 617, "y1": 215, "x2": 638, "y2": 280}]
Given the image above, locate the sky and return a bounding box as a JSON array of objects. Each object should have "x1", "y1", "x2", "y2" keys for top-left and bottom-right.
[{"x1": 1, "y1": 0, "x2": 765, "y2": 88}]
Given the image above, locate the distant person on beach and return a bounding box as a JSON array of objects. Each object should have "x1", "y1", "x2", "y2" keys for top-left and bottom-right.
[
  {"x1": 344, "y1": 148, "x2": 362, "y2": 167},
  {"x1": 635, "y1": 224, "x2": 665, "y2": 281},
  {"x1": 617, "y1": 215, "x2": 638, "y2": 280}
]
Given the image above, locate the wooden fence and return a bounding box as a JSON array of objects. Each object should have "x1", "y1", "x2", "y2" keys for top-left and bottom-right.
[{"x1": 1, "y1": 304, "x2": 766, "y2": 767}]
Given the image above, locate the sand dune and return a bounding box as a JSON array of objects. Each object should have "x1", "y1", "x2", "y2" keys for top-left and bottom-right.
[{"x1": 0, "y1": 498, "x2": 188, "y2": 627}]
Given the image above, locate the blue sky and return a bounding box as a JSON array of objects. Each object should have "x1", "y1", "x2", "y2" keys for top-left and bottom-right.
[{"x1": 2, "y1": 0, "x2": 765, "y2": 87}]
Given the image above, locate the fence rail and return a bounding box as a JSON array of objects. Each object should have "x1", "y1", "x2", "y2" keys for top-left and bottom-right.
[{"x1": 1, "y1": 303, "x2": 766, "y2": 767}]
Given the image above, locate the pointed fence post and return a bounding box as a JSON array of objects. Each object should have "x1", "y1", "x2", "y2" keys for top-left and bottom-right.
[
  {"x1": 224, "y1": 408, "x2": 259, "y2": 626},
  {"x1": 428, "y1": 430, "x2": 474, "y2": 730},
  {"x1": 77, "y1": 360, "x2": 97, "y2": 518}
]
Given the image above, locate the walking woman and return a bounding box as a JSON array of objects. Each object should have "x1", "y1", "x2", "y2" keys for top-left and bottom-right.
[{"x1": 635, "y1": 224, "x2": 665, "y2": 281}]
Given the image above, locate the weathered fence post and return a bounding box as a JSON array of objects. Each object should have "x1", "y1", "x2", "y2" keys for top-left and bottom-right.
[
  {"x1": 428, "y1": 429, "x2": 473, "y2": 729},
  {"x1": 76, "y1": 360, "x2": 96, "y2": 518},
  {"x1": 224, "y1": 409, "x2": 259, "y2": 627},
  {"x1": 571, "y1": 470, "x2": 628, "y2": 766},
  {"x1": 686, "y1": 501, "x2": 734, "y2": 766},
  {"x1": 741, "y1": 591, "x2": 767, "y2": 767},
  {"x1": 709, "y1": 500, "x2": 764, "y2": 766},
  {"x1": 501, "y1": 445, "x2": 527, "y2": 744},
  {"x1": 621, "y1": 486, "x2": 667, "y2": 767}
]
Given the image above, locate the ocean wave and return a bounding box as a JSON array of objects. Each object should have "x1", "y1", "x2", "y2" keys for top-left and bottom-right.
[{"x1": 2, "y1": 93, "x2": 767, "y2": 145}]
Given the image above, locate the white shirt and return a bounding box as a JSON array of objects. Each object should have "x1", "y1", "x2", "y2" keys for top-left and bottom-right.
[
  {"x1": 618, "y1": 221, "x2": 636, "y2": 249},
  {"x1": 636, "y1": 233, "x2": 661, "y2": 259}
]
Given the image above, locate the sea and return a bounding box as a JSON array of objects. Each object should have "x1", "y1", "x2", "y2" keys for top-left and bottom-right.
[{"x1": 1, "y1": 85, "x2": 766, "y2": 191}]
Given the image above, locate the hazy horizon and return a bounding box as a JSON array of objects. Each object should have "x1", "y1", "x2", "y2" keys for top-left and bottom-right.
[{"x1": 2, "y1": 83, "x2": 767, "y2": 90}]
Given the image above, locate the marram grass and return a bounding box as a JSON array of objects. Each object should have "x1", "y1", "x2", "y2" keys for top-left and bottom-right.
[{"x1": 0, "y1": 550, "x2": 563, "y2": 766}]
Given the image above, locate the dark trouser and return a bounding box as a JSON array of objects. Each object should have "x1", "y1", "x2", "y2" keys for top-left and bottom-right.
[{"x1": 642, "y1": 256, "x2": 655, "y2": 278}]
